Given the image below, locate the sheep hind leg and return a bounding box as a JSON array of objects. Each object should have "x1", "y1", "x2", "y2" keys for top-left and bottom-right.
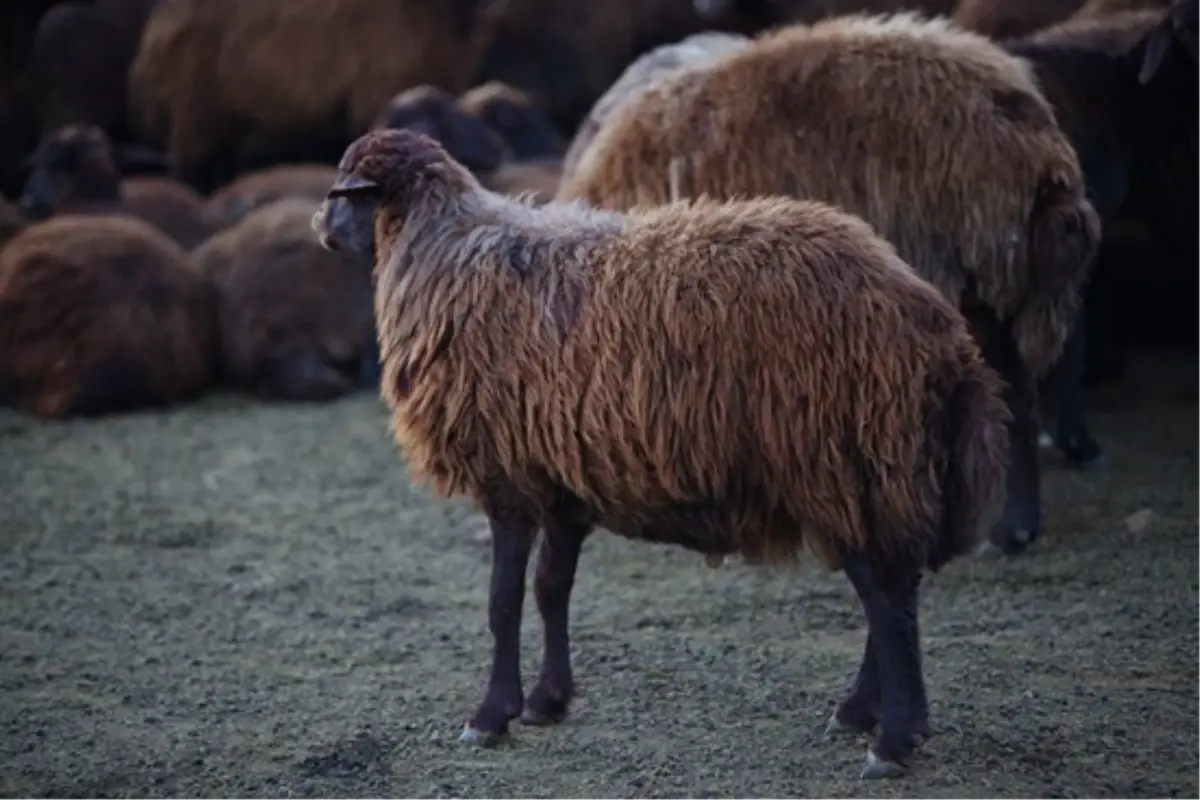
[
  {"x1": 843, "y1": 554, "x2": 928, "y2": 780},
  {"x1": 824, "y1": 631, "x2": 880, "y2": 738},
  {"x1": 461, "y1": 506, "x2": 538, "y2": 747},
  {"x1": 1053, "y1": 309, "x2": 1105, "y2": 470},
  {"x1": 522, "y1": 516, "x2": 590, "y2": 727}
]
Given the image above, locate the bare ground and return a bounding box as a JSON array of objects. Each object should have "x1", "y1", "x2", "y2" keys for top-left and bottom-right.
[{"x1": 0, "y1": 349, "x2": 1196, "y2": 799}]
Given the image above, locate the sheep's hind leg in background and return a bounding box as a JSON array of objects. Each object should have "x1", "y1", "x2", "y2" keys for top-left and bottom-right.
[
  {"x1": 842, "y1": 554, "x2": 929, "y2": 780},
  {"x1": 825, "y1": 632, "x2": 881, "y2": 738},
  {"x1": 983, "y1": 325, "x2": 1043, "y2": 555},
  {"x1": 460, "y1": 503, "x2": 538, "y2": 746},
  {"x1": 522, "y1": 511, "x2": 591, "y2": 727},
  {"x1": 1053, "y1": 307, "x2": 1105, "y2": 469}
]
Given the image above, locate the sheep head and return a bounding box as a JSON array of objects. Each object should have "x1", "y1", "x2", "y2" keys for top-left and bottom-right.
[
  {"x1": 372, "y1": 84, "x2": 508, "y2": 174},
  {"x1": 19, "y1": 123, "x2": 167, "y2": 219},
  {"x1": 313, "y1": 129, "x2": 475, "y2": 259},
  {"x1": 457, "y1": 82, "x2": 566, "y2": 160}
]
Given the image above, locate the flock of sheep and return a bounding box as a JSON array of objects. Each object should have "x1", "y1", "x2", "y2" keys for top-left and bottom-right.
[{"x1": 0, "y1": 0, "x2": 1195, "y2": 784}]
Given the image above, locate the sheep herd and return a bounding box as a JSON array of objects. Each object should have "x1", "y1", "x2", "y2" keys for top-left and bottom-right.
[{"x1": 0, "y1": 0, "x2": 1195, "y2": 784}]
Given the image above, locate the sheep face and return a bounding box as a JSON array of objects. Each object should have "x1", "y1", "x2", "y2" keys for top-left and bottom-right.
[
  {"x1": 313, "y1": 185, "x2": 378, "y2": 259},
  {"x1": 372, "y1": 85, "x2": 508, "y2": 175}
]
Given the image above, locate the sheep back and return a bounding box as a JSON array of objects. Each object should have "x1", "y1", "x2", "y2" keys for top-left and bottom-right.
[
  {"x1": 373, "y1": 191, "x2": 1009, "y2": 571},
  {"x1": 121, "y1": 176, "x2": 220, "y2": 250},
  {"x1": 204, "y1": 164, "x2": 340, "y2": 229},
  {"x1": 557, "y1": 13, "x2": 1101, "y2": 376},
  {"x1": 190, "y1": 198, "x2": 374, "y2": 401},
  {"x1": 0, "y1": 214, "x2": 216, "y2": 417}
]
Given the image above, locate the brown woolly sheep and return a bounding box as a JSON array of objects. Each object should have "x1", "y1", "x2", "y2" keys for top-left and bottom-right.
[
  {"x1": 19, "y1": 123, "x2": 218, "y2": 249},
  {"x1": 21, "y1": 0, "x2": 160, "y2": 141},
  {"x1": 0, "y1": 214, "x2": 216, "y2": 417},
  {"x1": 371, "y1": 85, "x2": 508, "y2": 174},
  {"x1": 556, "y1": 13, "x2": 1102, "y2": 556},
  {"x1": 1003, "y1": 1, "x2": 1197, "y2": 468},
  {"x1": 312, "y1": 128, "x2": 1011, "y2": 780},
  {"x1": 559, "y1": 31, "x2": 750, "y2": 188},
  {"x1": 191, "y1": 198, "x2": 377, "y2": 402},
  {"x1": 204, "y1": 164, "x2": 340, "y2": 229},
  {"x1": 456, "y1": 82, "x2": 568, "y2": 160},
  {"x1": 128, "y1": 0, "x2": 499, "y2": 192}
]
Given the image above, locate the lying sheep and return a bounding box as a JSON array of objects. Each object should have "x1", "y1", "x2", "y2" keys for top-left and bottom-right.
[
  {"x1": 313, "y1": 128, "x2": 1011, "y2": 780},
  {"x1": 20, "y1": 123, "x2": 219, "y2": 249},
  {"x1": 557, "y1": 13, "x2": 1101, "y2": 556},
  {"x1": 371, "y1": 85, "x2": 508, "y2": 175},
  {"x1": 191, "y1": 198, "x2": 377, "y2": 402},
  {"x1": 0, "y1": 214, "x2": 216, "y2": 417},
  {"x1": 204, "y1": 164, "x2": 340, "y2": 229},
  {"x1": 21, "y1": 0, "x2": 159, "y2": 140},
  {"x1": 456, "y1": 82, "x2": 567, "y2": 160},
  {"x1": 560, "y1": 31, "x2": 750, "y2": 187},
  {"x1": 128, "y1": 0, "x2": 498, "y2": 191},
  {"x1": 1004, "y1": 1, "x2": 1197, "y2": 468}
]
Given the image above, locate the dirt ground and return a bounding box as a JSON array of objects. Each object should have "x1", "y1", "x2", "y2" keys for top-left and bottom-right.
[{"x1": 0, "y1": 348, "x2": 1195, "y2": 799}]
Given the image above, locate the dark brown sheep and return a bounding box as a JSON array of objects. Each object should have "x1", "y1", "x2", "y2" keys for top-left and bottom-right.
[
  {"x1": 19, "y1": 123, "x2": 219, "y2": 249},
  {"x1": 456, "y1": 81, "x2": 567, "y2": 160},
  {"x1": 191, "y1": 198, "x2": 377, "y2": 402},
  {"x1": 127, "y1": 0, "x2": 499, "y2": 192},
  {"x1": 203, "y1": 164, "x2": 340, "y2": 229},
  {"x1": 559, "y1": 31, "x2": 750, "y2": 188},
  {"x1": 371, "y1": 85, "x2": 507, "y2": 174},
  {"x1": 0, "y1": 214, "x2": 216, "y2": 417},
  {"x1": 1003, "y1": 1, "x2": 1197, "y2": 469},
  {"x1": 312, "y1": 128, "x2": 1011, "y2": 780},
  {"x1": 556, "y1": 13, "x2": 1102, "y2": 556},
  {"x1": 21, "y1": 0, "x2": 160, "y2": 141}
]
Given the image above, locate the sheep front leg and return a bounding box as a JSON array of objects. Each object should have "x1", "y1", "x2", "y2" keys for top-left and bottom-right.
[
  {"x1": 523, "y1": 518, "x2": 589, "y2": 727},
  {"x1": 460, "y1": 509, "x2": 537, "y2": 747},
  {"x1": 1054, "y1": 308, "x2": 1105, "y2": 470},
  {"x1": 842, "y1": 555, "x2": 929, "y2": 780}
]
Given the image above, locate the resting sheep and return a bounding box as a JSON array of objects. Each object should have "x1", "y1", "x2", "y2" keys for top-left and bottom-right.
[
  {"x1": 1003, "y1": 0, "x2": 1197, "y2": 467},
  {"x1": 191, "y1": 198, "x2": 377, "y2": 402},
  {"x1": 557, "y1": 13, "x2": 1101, "y2": 556},
  {"x1": 371, "y1": 85, "x2": 508, "y2": 175},
  {"x1": 456, "y1": 81, "x2": 567, "y2": 160},
  {"x1": 204, "y1": 164, "x2": 340, "y2": 229},
  {"x1": 312, "y1": 128, "x2": 1011, "y2": 780},
  {"x1": 0, "y1": 214, "x2": 216, "y2": 417},
  {"x1": 20, "y1": 123, "x2": 219, "y2": 249},
  {"x1": 560, "y1": 31, "x2": 750, "y2": 187}
]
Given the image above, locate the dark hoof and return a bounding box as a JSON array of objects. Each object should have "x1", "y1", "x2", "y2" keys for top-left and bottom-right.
[
  {"x1": 459, "y1": 724, "x2": 506, "y2": 747},
  {"x1": 861, "y1": 748, "x2": 908, "y2": 780},
  {"x1": 989, "y1": 521, "x2": 1039, "y2": 555},
  {"x1": 521, "y1": 686, "x2": 571, "y2": 726}
]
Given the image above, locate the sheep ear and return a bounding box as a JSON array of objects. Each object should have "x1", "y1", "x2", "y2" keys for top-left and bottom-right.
[
  {"x1": 327, "y1": 174, "x2": 380, "y2": 198},
  {"x1": 115, "y1": 144, "x2": 169, "y2": 169},
  {"x1": 1138, "y1": 24, "x2": 1174, "y2": 84}
]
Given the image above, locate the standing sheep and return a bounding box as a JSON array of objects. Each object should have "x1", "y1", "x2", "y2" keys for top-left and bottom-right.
[
  {"x1": 312, "y1": 128, "x2": 1011, "y2": 779},
  {"x1": 557, "y1": 13, "x2": 1102, "y2": 555},
  {"x1": 19, "y1": 123, "x2": 219, "y2": 250},
  {"x1": 191, "y1": 198, "x2": 377, "y2": 402},
  {"x1": 456, "y1": 81, "x2": 568, "y2": 160},
  {"x1": 0, "y1": 214, "x2": 216, "y2": 417},
  {"x1": 203, "y1": 164, "x2": 340, "y2": 229},
  {"x1": 559, "y1": 31, "x2": 750, "y2": 187}
]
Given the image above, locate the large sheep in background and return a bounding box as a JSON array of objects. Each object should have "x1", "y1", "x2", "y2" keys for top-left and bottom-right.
[
  {"x1": 558, "y1": 13, "x2": 1102, "y2": 556},
  {"x1": 191, "y1": 198, "x2": 377, "y2": 402},
  {"x1": 0, "y1": 215, "x2": 216, "y2": 417},
  {"x1": 127, "y1": 0, "x2": 500, "y2": 192},
  {"x1": 312, "y1": 127, "x2": 1011, "y2": 781}
]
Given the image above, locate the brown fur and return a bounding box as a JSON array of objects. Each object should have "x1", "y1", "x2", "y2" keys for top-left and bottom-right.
[
  {"x1": 190, "y1": 198, "x2": 375, "y2": 402},
  {"x1": 456, "y1": 81, "x2": 567, "y2": 160},
  {"x1": 1072, "y1": 0, "x2": 1173, "y2": 21},
  {"x1": 128, "y1": 0, "x2": 499, "y2": 190},
  {"x1": 953, "y1": 0, "x2": 1088, "y2": 39},
  {"x1": 313, "y1": 128, "x2": 1011, "y2": 573},
  {"x1": 0, "y1": 214, "x2": 216, "y2": 417},
  {"x1": 557, "y1": 13, "x2": 1101, "y2": 377},
  {"x1": 21, "y1": 0, "x2": 159, "y2": 139},
  {"x1": 371, "y1": 85, "x2": 507, "y2": 174},
  {"x1": 0, "y1": 198, "x2": 29, "y2": 248},
  {"x1": 19, "y1": 123, "x2": 218, "y2": 249},
  {"x1": 480, "y1": 158, "x2": 563, "y2": 204},
  {"x1": 560, "y1": 32, "x2": 750, "y2": 186},
  {"x1": 204, "y1": 164, "x2": 340, "y2": 229},
  {"x1": 698, "y1": 0, "x2": 958, "y2": 26}
]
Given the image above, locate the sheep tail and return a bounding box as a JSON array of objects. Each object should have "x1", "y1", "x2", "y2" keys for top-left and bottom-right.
[{"x1": 933, "y1": 352, "x2": 1011, "y2": 569}]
